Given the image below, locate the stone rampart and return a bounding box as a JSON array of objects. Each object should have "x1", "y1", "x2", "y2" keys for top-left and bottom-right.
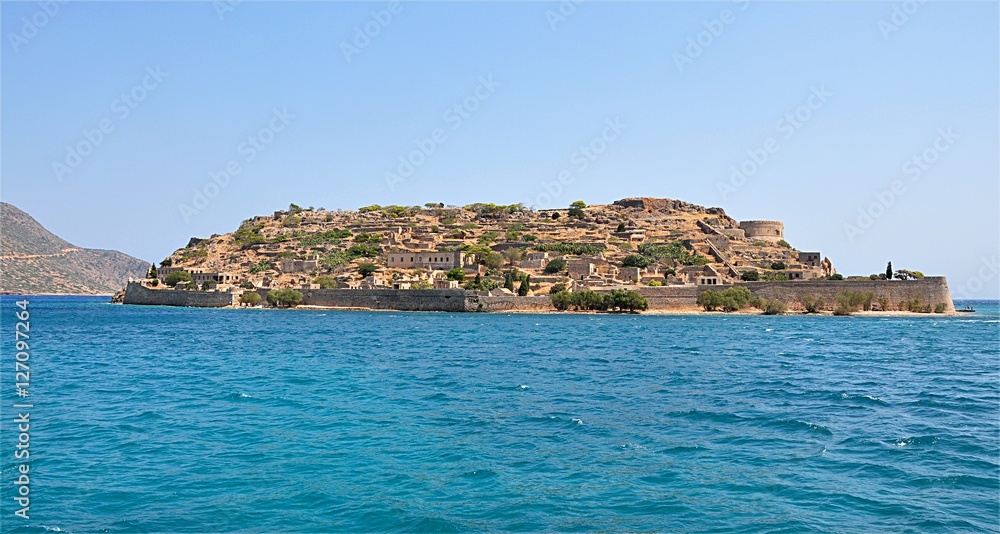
[
  {"x1": 122, "y1": 282, "x2": 236, "y2": 307},
  {"x1": 735, "y1": 277, "x2": 954, "y2": 312}
]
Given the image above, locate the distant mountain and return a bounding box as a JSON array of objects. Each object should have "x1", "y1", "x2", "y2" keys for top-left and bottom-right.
[{"x1": 0, "y1": 203, "x2": 149, "y2": 294}]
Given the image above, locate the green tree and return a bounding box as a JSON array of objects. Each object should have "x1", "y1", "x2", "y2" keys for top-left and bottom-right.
[
  {"x1": 551, "y1": 212, "x2": 560, "y2": 220},
  {"x1": 549, "y1": 283, "x2": 567, "y2": 294},
  {"x1": 770, "y1": 261, "x2": 786, "y2": 270},
  {"x1": 358, "y1": 263, "x2": 379, "y2": 277},
  {"x1": 740, "y1": 270, "x2": 760, "y2": 281},
  {"x1": 616, "y1": 222, "x2": 626, "y2": 232},
  {"x1": 282, "y1": 215, "x2": 301, "y2": 227},
  {"x1": 544, "y1": 258, "x2": 567, "y2": 274},
  {"x1": 164, "y1": 270, "x2": 193, "y2": 287},
  {"x1": 518, "y1": 275, "x2": 530, "y2": 296},
  {"x1": 266, "y1": 288, "x2": 303, "y2": 308},
  {"x1": 446, "y1": 268, "x2": 465, "y2": 282},
  {"x1": 503, "y1": 247, "x2": 524, "y2": 265},
  {"x1": 484, "y1": 252, "x2": 503, "y2": 270},
  {"x1": 886, "y1": 261, "x2": 893, "y2": 280},
  {"x1": 147, "y1": 264, "x2": 158, "y2": 279},
  {"x1": 240, "y1": 292, "x2": 262, "y2": 306},
  {"x1": 622, "y1": 254, "x2": 653, "y2": 268},
  {"x1": 568, "y1": 201, "x2": 586, "y2": 218}
]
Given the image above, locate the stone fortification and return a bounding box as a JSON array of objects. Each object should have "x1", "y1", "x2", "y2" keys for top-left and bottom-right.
[{"x1": 122, "y1": 282, "x2": 236, "y2": 307}]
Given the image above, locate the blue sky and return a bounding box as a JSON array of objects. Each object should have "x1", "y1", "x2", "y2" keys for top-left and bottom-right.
[{"x1": 2, "y1": 1, "x2": 997, "y2": 297}]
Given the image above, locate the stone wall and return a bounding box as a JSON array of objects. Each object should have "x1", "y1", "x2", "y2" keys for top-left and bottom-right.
[
  {"x1": 603, "y1": 285, "x2": 701, "y2": 309},
  {"x1": 467, "y1": 295, "x2": 553, "y2": 312},
  {"x1": 122, "y1": 282, "x2": 236, "y2": 307},
  {"x1": 736, "y1": 277, "x2": 955, "y2": 312},
  {"x1": 281, "y1": 288, "x2": 471, "y2": 312}
]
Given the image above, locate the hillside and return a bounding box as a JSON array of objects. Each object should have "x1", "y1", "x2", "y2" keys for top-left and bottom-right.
[
  {"x1": 152, "y1": 198, "x2": 835, "y2": 294},
  {"x1": 0, "y1": 203, "x2": 149, "y2": 294}
]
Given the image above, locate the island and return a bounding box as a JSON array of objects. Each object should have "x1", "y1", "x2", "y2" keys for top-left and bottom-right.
[{"x1": 114, "y1": 198, "x2": 955, "y2": 315}]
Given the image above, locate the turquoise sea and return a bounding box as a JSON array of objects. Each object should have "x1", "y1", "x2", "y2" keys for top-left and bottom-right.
[{"x1": 2, "y1": 296, "x2": 998, "y2": 532}]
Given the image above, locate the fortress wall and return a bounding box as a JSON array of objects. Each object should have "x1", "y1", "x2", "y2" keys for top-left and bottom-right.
[
  {"x1": 467, "y1": 295, "x2": 554, "y2": 312},
  {"x1": 600, "y1": 285, "x2": 701, "y2": 309},
  {"x1": 122, "y1": 282, "x2": 236, "y2": 307},
  {"x1": 736, "y1": 277, "x2": 955, "y2": 312},
  {"x1": 290, "y1": 288, "x2": 471, "y2": 312}
]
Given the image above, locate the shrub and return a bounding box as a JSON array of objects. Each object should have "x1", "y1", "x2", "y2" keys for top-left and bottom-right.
[
  {"x1": 616, "y1": 222, "x2": 626, "y2": 232},
  {"x1": 446, "y1": 268, "x2": 465, "y2": 282},
  {"x1": 835, "y1": 290, "x2": 875, "y2": 314},
  {"x1": 358, "y1": 263, "x2": 379, "y2": 277},
  {"x1": 635, "y1": 241, "x2": 709, "y2": 266},
  {"x1": 647, "y1": 280, "x2": 663, "y2": 287},
  {"x1": 833, "y1": 304, "x2": 854, "y2": 316},
  {"x1": 347, "y1": 244, "x2": 380, "y2": 258},
  {"x1": 281, "y1": 215, "x2": 301, "y2": 227},
  {"x1": 622, "y1": 254, "x2": 654, "y2": 268},
  {"x1": 933, "y1": 303, "x2": 947, "y2": 313},
  {"x1": 753, "y1": 241, "x2": 766, "y2": 247},
  {"x1": 240, "y1": 280, "x2": 256, "y2": 290},
  {"x1": 149, "y1": 279, "x2": 159, "y2": 287},
  {"x1": 533, "y1": 243, "x2": 605, "y2": 256},
  {"x1": 762, "y1": 299, "x2": 787, "y2": 315},
  {"x1": 321, "y1": 251, "x2": 351, "y2": 270},
  {"x1": 748, "y1": 296, "x2": 765, "y2": 309},
  {"x1": 697, "y1": 287, "x2": 752, "y2": 312},
  {"x1": 164, "y1": 270, "x2": 193, "y2": 287},
  {"x1": 240, "y1": 292, "x2": 262, "y2": 306},
  {"x1": 354, "y1": 232, "x2": 382, "y2": 244},
  {"x1": 770, "y1": 261, "x2": 786, "y2": 270},
  {"x1": 249, "y1": 260, "x2": 274, "y2": 274},
  {"x1": 544, "y1": 258, "x2": 567, "y2": 274},
  {"x1": 551, "y1": 212, "x2": 560, "y2": 220},
  {"x1": 503, "y1": 248, "x2": 524, "y2": 265},
  {"x1": 740, "y1": 270, "x2": 760, "y2": 281},
  {"x1": 478, "y1": 231, "x2": 500, "y2": 245},
  {"x1": 313, "y1": 275, "x2": 338, "y2": 289},
  {"x1": 827, "y1": 274, "x2": 844, "y2": 281},
  {"x1": 777, "y1": 239, "x2": 791, "y2": 248},
  {"x1": 663, "y1": 268, "x2": 676, "y2": 277},
  {"x1": 801, "y1": 295, "x2": 824, "y2": 313},
  {"x1": 549, "y1": 283, "x2": 567, "y2": 294},
  {"x1": 266, "y1": 289, "x2": 303, "y2": 307},
  {"x1": 483, "y1": 252, "x2": 503, "y2": 270}
]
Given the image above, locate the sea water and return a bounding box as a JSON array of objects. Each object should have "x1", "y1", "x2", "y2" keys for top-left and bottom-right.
[{"x1": 1, "y1": 296, "x2": 998, "y2": 532}]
